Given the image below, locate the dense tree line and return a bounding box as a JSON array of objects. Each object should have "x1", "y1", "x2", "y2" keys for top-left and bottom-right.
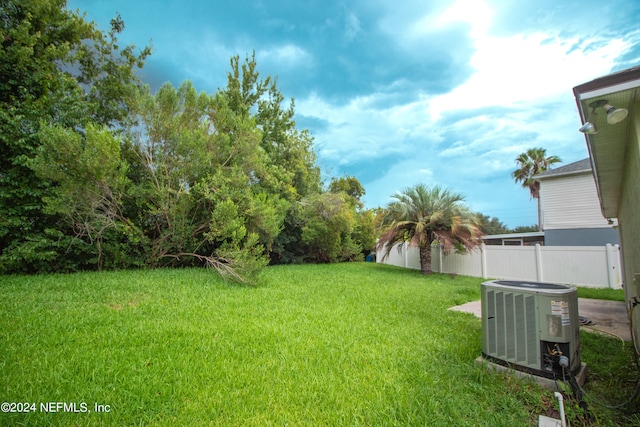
[
  {"x1": 474, "y1": 214, "x2": 537, "y2": 235},
  {"x1": 0, "y1": 0, "x2": 376, "y2": 281}
]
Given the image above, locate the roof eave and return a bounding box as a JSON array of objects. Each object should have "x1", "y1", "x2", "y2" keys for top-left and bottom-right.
[
  {"x1": 573, "y1": 66, "x2": 640, "y2": 219},
  {"x1": 573, "y1": 66, "x2": 640, "y2": 100},
  {"x1": 534, "y1": 169, "x2": 591, "y2": 181}
]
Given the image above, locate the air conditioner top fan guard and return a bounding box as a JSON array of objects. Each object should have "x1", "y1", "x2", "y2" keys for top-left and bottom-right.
[{"x1": 489, "y1": 280, "x2": 574, "y2": 292}]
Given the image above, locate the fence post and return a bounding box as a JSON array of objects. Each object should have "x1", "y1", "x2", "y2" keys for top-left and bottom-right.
[
  {"x1": 605, "y1": 244, "x2": 621, "y2": 289},
  {"x1": 535, "y1": 244, "x2": 543, "y2": 281},
  {"x1": 481, "y1": 243, "x2": 487, "y2": 279},
  {"x1": 404, "y1": 242, "x2": 409, "y2": 269},
  {"x1": 439, "y1": 244, "x2": 443, "y2": 273}
]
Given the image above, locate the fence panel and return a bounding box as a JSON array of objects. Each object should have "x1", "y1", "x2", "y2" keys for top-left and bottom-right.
[
  {"x1": 484, "y1": 246, "x2": 539, "y2": 282},
  {"x1": 382, "y1": 243, "x2": 407, "y2": 268},
  {"x1": 441, "y1": 248, "x2": 483, "y2": 277},
  {"x1": 539, "y1": 246, "x2": 613, "y2": 287},
  {"x1": 377, "y1": 243, "x2": 420, "y2": 270},
  {"x1": 377, "y1": 242, "x2": 622, "y2": 289}
]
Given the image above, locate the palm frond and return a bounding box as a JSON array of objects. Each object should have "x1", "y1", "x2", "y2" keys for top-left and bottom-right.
[{"x1": 512, "y1": 147, "x2": 562, "y2": 199}]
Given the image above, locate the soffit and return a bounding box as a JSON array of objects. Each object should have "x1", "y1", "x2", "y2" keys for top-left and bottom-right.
[{"x1": 575, "y1": 87, "x2": 639, "y2": 218}]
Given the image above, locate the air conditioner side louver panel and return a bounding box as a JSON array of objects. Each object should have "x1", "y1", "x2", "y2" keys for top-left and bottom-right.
[{"x1": 483, "y1": 289, "x2": 539, "y2": 370}]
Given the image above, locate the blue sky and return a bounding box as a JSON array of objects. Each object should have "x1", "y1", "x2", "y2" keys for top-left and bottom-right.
[{"x1": 68, "y1": 0, "x2": 640, "y2": 228}]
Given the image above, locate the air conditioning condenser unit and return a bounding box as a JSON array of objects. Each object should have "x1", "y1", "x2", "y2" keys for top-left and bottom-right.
[{"x1": 481, "y1": 280, "x2": 581, "y2": 379}]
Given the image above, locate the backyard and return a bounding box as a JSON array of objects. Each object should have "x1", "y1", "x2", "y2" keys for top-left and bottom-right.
[{"x1": 0, "y1": 263, "x2": 638, "y2": 426}]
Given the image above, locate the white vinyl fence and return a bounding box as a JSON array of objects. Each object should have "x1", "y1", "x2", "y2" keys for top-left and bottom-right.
[{"x1": 377, "y1": 243, "x2": 623, "y2": 289}]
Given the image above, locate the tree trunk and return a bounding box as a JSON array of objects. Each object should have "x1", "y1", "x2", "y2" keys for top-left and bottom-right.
[
  {"x1": 419, "y1": 243, "x2": 432, "y2": 274},
  {"x1": 536, "y1": 196, "x2": 542, "y2": 232}
]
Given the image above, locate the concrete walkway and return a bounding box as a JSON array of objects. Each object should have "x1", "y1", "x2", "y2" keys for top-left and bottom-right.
[{"x1": 449, "y1": 298, "x2": 630, "y2": 341}]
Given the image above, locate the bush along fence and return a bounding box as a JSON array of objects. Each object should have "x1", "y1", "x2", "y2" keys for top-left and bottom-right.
[{"x1": 377, "y1": 243, "x2": 623, "y2": 289}]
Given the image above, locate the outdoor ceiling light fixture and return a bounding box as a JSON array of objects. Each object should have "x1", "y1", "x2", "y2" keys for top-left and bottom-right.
[
  {"x1": 578, "y1": 99, "x2": 629, "y2": 134},
  {"x1": 578, "y1": 120, "x2": 598, "y2": 134},
  {"x1": 579, "y1": 101, "x2": 600, "y2": 134},
  {"x1": 604, "y1": 102, "x2": 628, "y2": 124}
]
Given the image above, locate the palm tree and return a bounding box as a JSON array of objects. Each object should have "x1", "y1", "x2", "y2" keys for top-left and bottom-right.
[
  {"x1": 512, "y1": 148, "x2": 561, "y2": 231},
  {"x1": 377, "y1": 184, "x2": 483, "y2": 274}
]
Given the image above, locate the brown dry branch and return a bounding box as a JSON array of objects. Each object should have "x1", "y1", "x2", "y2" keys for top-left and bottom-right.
[{"x1": 161, "y1": 252, "x2": 250, "y2": 285}]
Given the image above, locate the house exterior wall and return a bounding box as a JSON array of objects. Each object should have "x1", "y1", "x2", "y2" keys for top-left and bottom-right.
[
  {"x1": 619, "y1": 106, "x2": 640, "y2": 345},
  {"x1": 539, "y1": 172, "x2": 615, "y2": 230},
  {"x1": 544, "y1": 228, "x2": 620, "y2": 246}
]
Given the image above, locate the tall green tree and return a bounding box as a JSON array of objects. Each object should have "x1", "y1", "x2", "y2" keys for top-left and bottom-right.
[
  {"x1": 352, "y1": 209, "x2": 377, "y2": 258},
  {"x1": 299, "y1": 192, "x2": 358, "y2": 263},
  {"x1": 126, "y1": 80, "x2": 288, "y2": 282},
  {"x1": 0, "y1": 0, "x2": 149, "y2": 273},
  {"x1": 126, "y1": 81, "x2": 216, "y2": 266},
  {"x1": 377, "y1": 184, "x2": 483, "y2": 274},
  {"x1": 272, "y1": 175, "x2": 376, "y2": 264},
  {"x1": 511, "y1": 225, "x2": 539, "y2": 233},
  {"x1": 329, "y1": 175, "x2": 375, "y2": 257},
  {"x1": 512, "y1": 148, "x2": 561, "y2": 231},
  {"x1": 329, "y1": 175, "x2": 365, "y2": 207},
  {"x1": 476, "y1": 213, "x2": 510, "y2": 235},
  {"x1": 30, "y1": 124, "x2": 130, "y2": 270},
  {"x1": 222, "y1": 53, "x2": 322, "y2": 265}
]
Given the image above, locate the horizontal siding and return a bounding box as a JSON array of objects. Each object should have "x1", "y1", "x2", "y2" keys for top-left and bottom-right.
[{"x1": 540, "y1": 173, "x2": 613, "y2": 229}]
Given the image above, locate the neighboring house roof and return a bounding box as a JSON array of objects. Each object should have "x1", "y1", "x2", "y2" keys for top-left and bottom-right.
[
  {"x1": 482, "y1": 232, "x2": 545, "y2": 240},
  {"x1": 482, "y1": 231, "x2": 545, "y2": 246},
  {"x1": 573, "y1": 65, "x2": 640, "y2": 218},
  {"x1": 534, "y1": 158, "x2": 591, "y2": 180}
]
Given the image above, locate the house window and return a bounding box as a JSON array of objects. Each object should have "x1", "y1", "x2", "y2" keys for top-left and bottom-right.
[{"x1": 503, "y1": 239, "x2": 523, "y2": 246}]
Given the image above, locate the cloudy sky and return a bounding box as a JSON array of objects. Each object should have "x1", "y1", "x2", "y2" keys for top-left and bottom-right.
[{"x1": 68, "y1": 0, "x2": 640, "y2": 228}]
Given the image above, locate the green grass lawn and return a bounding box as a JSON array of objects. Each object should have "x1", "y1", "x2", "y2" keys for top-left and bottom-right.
[{"x1": 1, "y1": 263, "x2": 638, "y2": 426}]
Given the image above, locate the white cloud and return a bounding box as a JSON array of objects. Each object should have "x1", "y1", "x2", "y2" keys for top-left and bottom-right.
[
  {"x1": 344, "y1": 13, "x2": 361, "y2": 42},
  {"x1": 297, "y1": 92, "x2": 431, "y2": 165},
  {"x1": 434, "y1": 0, "x2": 492, "y2": 38},
  {"x1": 73, "y1": 0, "x2": 640, "y2": 228},
  {"x1": 403, "y1": 0, "x2": 492, "y2": 42},
  {"x1": 258, "y1": 44, "x2": 312, "y2": 67},
  {"x1": 299, "y1": 22, "x2": 622, "y2": 222},
  {"x1": 428, "y1": 33, "x2": 630, "y2": 120},
  {"x1": 362, "y1": 159, "x2": 444, "y2": 206},
  {"x1": 380, "y1": 0, "x2": 491, "y2": 53}
]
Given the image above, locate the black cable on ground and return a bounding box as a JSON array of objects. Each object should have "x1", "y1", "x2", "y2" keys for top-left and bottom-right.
[
  {"x1": 558, "y1": 358, "x2": 592, "y2": 419},
  {"x1": 602, "y1": 381, "x2": 640, "y2": 410},
  {"x1": 579, "y1": 315, "x2": 594, "y2": 326}
]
